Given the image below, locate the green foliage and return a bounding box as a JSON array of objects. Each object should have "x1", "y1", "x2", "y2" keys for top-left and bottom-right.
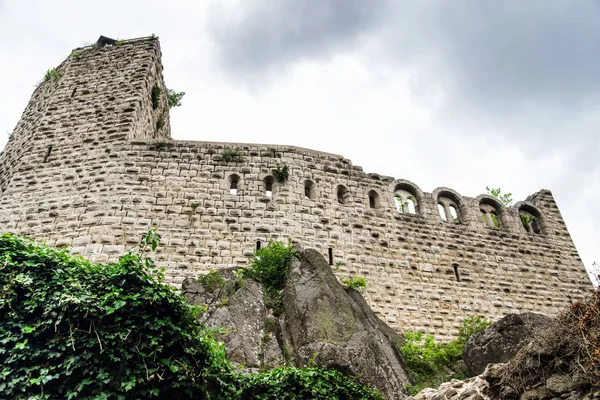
[
  {"x1": 41, "y1": 68, "x2": 61, "y2": 85},
  {"x1": 246, "y1": 241, "x2": 297, "y2": 304},
  {"x1": 0, "y1": 230, "x2": 235, "y2": 399},
  {"x1": 70, "y1": 51, "x2": 80, "y2": 59},
  {"x1": 520, "y1": 215, "x2": 536, "y2": 230},
  {"x1": 401, "y1": 316, "x2": 492, "y2": 395},
  {"x1": 115, "y1": 39, "x2": 125, "y2": 46},
  {"x1": 151, "y1": 84, "x2": 161, "y2": 110},
  {"x1": 272, "y1": 164, "x2": 289, "y2": 183},
  {"x1": 0, "y1": 231, "x2": 382, "y2": 399},
  {"x1": 221, "y1": 148, "x2": 244, "y2": 163},
  {"x1": 342, "y1": 276, "x2": 367, "y2": 291},
  {"x1": 167, "y1": 89, "x2": 186, "y2": 108},
  {"x1": 486, "y1": 186, "x2": 513, "y2": 207},
  {"x1": 490, "y1": 212, "x2": 500, "y2": 228},
  {"x1": 236, "y1": 366, "x2": 383, "y2": 400},
  {"x1": 198, "y1": 269, "x2": 226, "y2": 293},
  {"x1": 395, "y1": 195, "x2": 415, "y2": 213}
]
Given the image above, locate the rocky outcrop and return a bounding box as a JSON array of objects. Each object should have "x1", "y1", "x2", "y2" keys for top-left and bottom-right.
[
  {"x1": 182, "y1": 269, "x2": 284, "y2": 369},
  {"x1": 182, "y1": 249, "x2": 412, "y2": 399},
  {"x1": 411, "y1": 363, "x2": 505, "y2": 400},
  {"x1": 463, "y1": 313, "x2": 552, "y2": 376},
  {"x1": 411, "y1": 363, "x2": 600, "y2": 400}
]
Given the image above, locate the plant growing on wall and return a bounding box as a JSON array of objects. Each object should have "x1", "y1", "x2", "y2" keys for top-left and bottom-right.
[
  {"x1": 167, "y1": 89, "x2": 185, "y2": 108},
  {"x1": 342, "y1": 276, "x2": 367, "y2": 291},
  {"x1": 486, "y1": 186, "x2": 513, "y2": 207},
  {"x1": 520, "y1": 215, "x2": 536, "y2": 230},
  {"x1": 221, "y1": 148, "x2": 244, "y2": 163},
  {"x1": 272, "y1": 164, "x2": 289, "y2": 183},
  {"x1": 395, "y1": 195, "x2": 415, "y2": 213},
  {"x1": 38, "y1": 68, "x2": 61, "y2": 86}
]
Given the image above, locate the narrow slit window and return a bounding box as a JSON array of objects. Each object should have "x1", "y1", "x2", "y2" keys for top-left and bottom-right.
[
  {"x1": 229, "y1": 174, "x2": 240, "y2": 195},
  {"x1": 304, "y1": 180, "x2": 315, "y2": 200},
  {"x1": 264, "y1": 176, "x2": 274, "y2": 197},
  {"x1": 328, "y1": 247, "x2": 333, "y2": 266},
  {"x1": 368, "y1": 190, "x2": 380, "y2": 209},
  {"x1": 43, "y1": 146, "x2": 53, "y2": 163},
  {"x1": 256, "y1": 241, "x2": 261, "y2": 250},
  {"x1": 452, "y1": 263, "x2": 461, "y2": 282}
]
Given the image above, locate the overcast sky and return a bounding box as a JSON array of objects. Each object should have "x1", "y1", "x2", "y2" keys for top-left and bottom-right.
[{"x1": 0, "y1": 1, "x2": 598, "y2": 281}]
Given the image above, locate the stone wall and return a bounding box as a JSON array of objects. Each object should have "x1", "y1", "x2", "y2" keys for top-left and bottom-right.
[{"x1": 0, "y1": 37, "x2": 591, "y2": 340}]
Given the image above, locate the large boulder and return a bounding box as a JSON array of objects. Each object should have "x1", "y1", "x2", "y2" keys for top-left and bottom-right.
[
  {"x1": 282, "y1": 248, "x2": 412, "y2": 399},
  {"x1": 463, "y1": 312, "x2": 552, "y2": 376},
  {"x1": 182, "y1": 249, "x2": 412, "y2": 399}
]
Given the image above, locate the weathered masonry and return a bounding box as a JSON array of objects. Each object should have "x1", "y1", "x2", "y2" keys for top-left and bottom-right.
[{"x1": 0, "y1": 36, "x2": 591, "y2": 340}]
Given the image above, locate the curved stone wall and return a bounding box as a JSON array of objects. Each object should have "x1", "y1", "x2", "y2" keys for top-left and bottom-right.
[{"x1": 0, "y1": 37, "x2": 591, "y2": 340}]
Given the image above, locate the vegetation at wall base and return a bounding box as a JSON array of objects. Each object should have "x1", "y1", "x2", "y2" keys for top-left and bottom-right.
[
  {"x1": 401, "y1": 316, "x2": 492, "y2": 396},
  {"x1": 497, "y1": 288, "x2": 600, "y2": 397},
  {"x1": 0, "y1": 232, "x2": 381, "y2": 399}
]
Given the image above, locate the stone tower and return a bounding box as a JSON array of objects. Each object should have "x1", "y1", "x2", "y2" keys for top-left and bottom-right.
[{"x1": 0, "y1": 36, "x2": 592, "y2": 340}]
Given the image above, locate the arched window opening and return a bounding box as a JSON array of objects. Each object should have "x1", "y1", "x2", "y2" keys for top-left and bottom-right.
[
  {"x1": 437, "y1": 195, "x2": 461, "y2": 223},
  {"x1": 229, "y1": 174, "x2": 240, "y2": 195},
  {"x1": 304, "y1": 180, "x2": 315, "y2": 200},
  {"x1": 337, "y1": 185, "x2": 350, "y2": 205},
  {"x1": 479, "y1": 200, "x2": 502, "y2": 229},
  {"x1": 256, "y1": 240, "x2": 261, "y2": 250},
  {"x1": 263, "y1": 176, "x2": 274, "y2": 197},
  {"x1": 328, "y1": 247, "x2": 333, "y2": 266},
  {"x1": 452, "y1": 263, "x2": 461, "y2": 282},
  {"x1": 519, "y1": 207, "x2": 542, "y2": 234},
  {"x1": 438, "y1": 204, "x2": 447, "y2": 221},
  {"x1": 368, "y1": 190, "x2": 380, "y2": 209},
  {"x1": 394, "y1": 187, "x2": 417, "y2": 214}
]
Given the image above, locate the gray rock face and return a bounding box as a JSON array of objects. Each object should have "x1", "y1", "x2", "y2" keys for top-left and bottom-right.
[
  {"x1": 182, "y1": 249, "x2": 412, "y2": 399},
  {"x1": 182, "y1": 268, "x2": 284, "y2": 368},
  {"x1": 283, "y1": 249, "x2": 412, "y2": 399},
  {"x1": 463, "y1": 313, "x2": 552, "y2": 376}
]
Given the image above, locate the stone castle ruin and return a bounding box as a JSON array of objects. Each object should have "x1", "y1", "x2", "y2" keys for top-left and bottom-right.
[{"x1": 0, "y1": 36, "x2": 591, "y2": 340}]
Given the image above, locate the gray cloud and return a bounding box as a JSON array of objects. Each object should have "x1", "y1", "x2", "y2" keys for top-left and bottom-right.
[{"x1": 207, "y1": 0, "x2": 383, "y2": 75}]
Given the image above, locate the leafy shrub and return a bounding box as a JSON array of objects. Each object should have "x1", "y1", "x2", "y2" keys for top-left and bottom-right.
[
  {"x1": 0, "y1": 232, "x2": 382, "y2": 399},
  {"x1": 0, "y1": 230, "x2": 234, "y2": 399},
  {"x1": 246, "y1": 240, "x2": 297, "y2": 301},
  {"x1": 221, "y1": 148, "x2": 244, "y2": 163},
  {"x1": 167, "y1": 89, "x2": 186, "y2": 108},
  {"x1": 237, "y1": 365, "x2": 383, "y2": 400},
  {"x1": 272, "y1": 164, "x2": 289, "y2": 183},
  {"x1": 342, "y1": 276, "x2": 367, "y2": 291},
  {"x1": 198, "y1": 269, "x2": 226, "y2": 293},
  {"x1": 401, "y1": 316, "x2": 491, "y2": 395}
]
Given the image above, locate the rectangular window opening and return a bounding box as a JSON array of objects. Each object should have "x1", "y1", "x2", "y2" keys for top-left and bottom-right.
[{"x1": 328, "y1": 247, "x2": 333, "y2": 266}]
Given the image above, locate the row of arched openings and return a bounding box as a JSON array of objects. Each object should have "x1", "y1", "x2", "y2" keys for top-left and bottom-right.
[{"x1": 228, "y1": 174, "x2": 543, "y2": 234}]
